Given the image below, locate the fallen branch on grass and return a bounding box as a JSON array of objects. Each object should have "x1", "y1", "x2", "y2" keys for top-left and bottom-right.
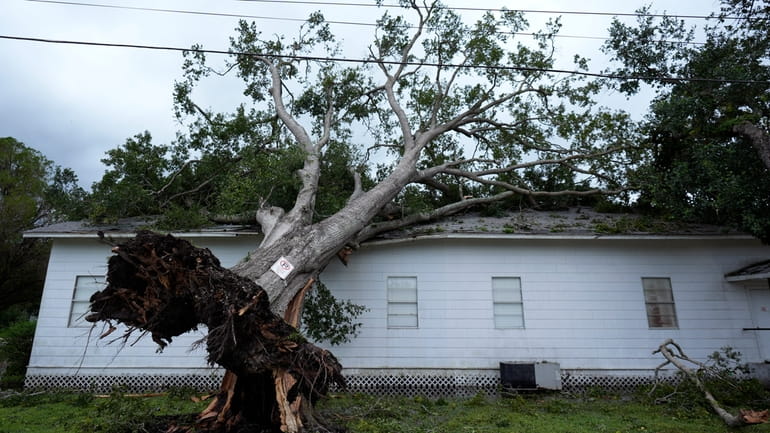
[{"x1": 653, "y1": 339, "x2": 768, "y2": 427}]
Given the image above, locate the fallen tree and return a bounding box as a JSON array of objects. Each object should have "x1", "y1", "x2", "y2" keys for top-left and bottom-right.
[
  {"x1": 82, "y1": 1, "x2": 646, "y2": 431},
  {"x1": 652, "y1": 339, "x2": 768, "y2": 427},
  {"x1": 86, "y1": 231, "x2": 345, "y2": 432}
]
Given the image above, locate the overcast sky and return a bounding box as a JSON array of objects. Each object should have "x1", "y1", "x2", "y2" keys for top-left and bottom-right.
[{"x1": 0, "y1": 0, "x2": 720, "y2": 188}]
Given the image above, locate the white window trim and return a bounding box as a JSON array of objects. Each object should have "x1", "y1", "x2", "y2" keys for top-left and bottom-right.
[
  {"x1": 69, "y1": 275, "x2": 106, "y2": 327},
  {"x1": 492, "y1": 276, "x2": 525, "y2": 329},
  {"x1": 642, "y1": 277, "x2": 679, "y2": 329},
  {"x1": 387, "y1": 276, "x2": 418, "y2": 329}
]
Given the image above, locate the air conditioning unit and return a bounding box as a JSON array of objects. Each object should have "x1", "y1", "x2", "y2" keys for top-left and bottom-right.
[{"x1": 499, "y1": 361, "x2": 562, "y2": 390}]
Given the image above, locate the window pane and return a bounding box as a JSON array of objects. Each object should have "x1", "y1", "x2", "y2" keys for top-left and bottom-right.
[
  {"x1": 388, "y1": 303, "x2": 418, "y2": 316},
  {"x1": 387, "y1": 277, "x2": 417, "y2": 328},
  {"x1": 492, "y1": 277, "x2": 521, "y2": 290},
  {"x1": 493, "y1": 303, "x2": 523, "y2": 317},
  {"x1": 74, "y1": 276, "x2": 105, "y2": 301},
  {"x1": 388, "y1": 315, "x2": 418, "y2": 328},
  {"x1": 70, "y1": 275, "x2": 105, "y2": 327},
  {"x1": 495, "y1": 314, "x2": 524, "y2": 329},
  {"x1": 387, "y1": 277, "x2": 417, "y2": 289},
  {"x1": 642, "y1": 278, "x2": 671, "y2": 290},
  {"x1": 646, "y1": 303, "x2": 676, "y2": 317},
  {"x1": 388, "y1": 287, "x2": 417, "y2": 302},
  {"x1": 492, "y1": 277, "x2": 522, "y2": 302},
  {"x1": 642, "y1": 277, "x2": 678, "y2": 328},
  {"x1": 493, "y1": 286, "x2": 522, "y2": 303},
  {"x1": 646, "y1": 310, "x2": 678, "y2": 328},
  {"x1": 644, "y1": 288, "x2": 674, "y2": 303},
  {"x1": 69, "y1": 301, "x2": 90, "y2": 327},
  {"x1": 492, "y1": 277, "x2": 524, "y2": 329}
]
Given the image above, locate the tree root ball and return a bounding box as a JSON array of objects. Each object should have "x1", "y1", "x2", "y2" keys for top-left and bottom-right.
[{"x1": 86, "y1": 231, "x2": 345, "y2": 432}]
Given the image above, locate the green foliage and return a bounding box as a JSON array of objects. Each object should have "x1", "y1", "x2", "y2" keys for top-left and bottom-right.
[
  {"x1": 0, "y1": 319, "x2": 36, "y2": 389},
  {"x1": 155, "y1": 204, "x2": 211, "y2": 231},
  {"x1": 602, "y1": 1, "x2": 770, "y2": 241},
  {"x1": 0, "y1": 137, "x2": 85, "y2": 313},
  {"x1": 301, "y1": 280, "x2": 367, "y2": 345},
  {"x1": 0, "y1": 305, "x2": 32, "y2": 329},
  {"x1": 80, "y1": 1, "x2": 648, "y2": 230},
  {"x1": 640, "y1": 347, "x2": 770, "y2": 418}
]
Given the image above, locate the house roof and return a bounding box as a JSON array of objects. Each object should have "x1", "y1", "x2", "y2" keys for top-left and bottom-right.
[
  {"x1": 370, "y1": 207, "x2": 754, "y2": 244},
  {"x1": 23, "y1": 218, "x2": 261, "y2": 239},
  {"x1": 24, "y1": 208, "x2": 753, "y2": 242},
  {"x1": 724, "y1": 260, "x2": 770, "y2": 282}
]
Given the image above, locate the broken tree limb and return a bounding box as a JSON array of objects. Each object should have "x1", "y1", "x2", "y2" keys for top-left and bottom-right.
[
  {"x1": 653, "y1": 339, "x2": 768, "y2": 427},
  {"x1": 85, "y1": 231, "x2": 345, "y2": 433}
]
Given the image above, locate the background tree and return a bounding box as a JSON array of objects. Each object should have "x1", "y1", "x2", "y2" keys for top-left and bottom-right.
[
  {"x1": 0, "y1": 137, "x2": 87, "y2": 314},
  {"x1": 83, "y1": 2, "x2": 645, "y2": 431},
  {"x1": 602, "y1": 0, "x2": 770, "y2": 241}
]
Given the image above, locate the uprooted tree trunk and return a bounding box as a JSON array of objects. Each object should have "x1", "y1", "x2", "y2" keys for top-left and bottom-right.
[
  {"x1": 653, "y1": 339, "x2": 768, "y2": 427},
  {"x1": 86, "y1": 231, "x2": 345, "y2": 433}
]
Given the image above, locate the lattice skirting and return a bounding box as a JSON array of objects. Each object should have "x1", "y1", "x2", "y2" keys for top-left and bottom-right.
[
  {"x1": 24, "y1": 373, "x2": 225, "y2": 393},
  {"x1": 25, "y1": 370, "x2": 674, "y2": 396}
]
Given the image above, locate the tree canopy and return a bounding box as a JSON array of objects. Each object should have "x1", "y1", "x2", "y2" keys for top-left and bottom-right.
[
  {"x1": 0, "y1": 137, "x2": 87, "y2": 312},
  {"x1": 602, "y1": 0, "x2": 770, "y2": 241},
  {"x1": 87, "y1": 2, "x2": 643, "y2": 232}
]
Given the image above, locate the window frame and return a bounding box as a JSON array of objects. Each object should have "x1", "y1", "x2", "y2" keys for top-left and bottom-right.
[
  {"x1": 69, "y1": 275, "x2": 106, "y2": 327},
  {"x1": 492, "y1": 276, "x2": 525, "y2": 329},
  {"x1": 641, "y1": 277, "x2": 679, "y2": 329},
  {"x1": 386, "y1": 276, "x2": 418, "y2": 329}
]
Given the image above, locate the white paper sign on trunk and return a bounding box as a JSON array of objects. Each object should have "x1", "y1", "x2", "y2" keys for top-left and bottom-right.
[{"x1": 270, "y1": 256, "x2": 294, "y2": 280}]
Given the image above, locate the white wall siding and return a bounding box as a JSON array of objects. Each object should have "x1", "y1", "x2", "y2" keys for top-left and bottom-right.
[
  {"x1": 318, "y1": 238, "x2": 769, "y2": 374},
  {"x1": 27, "y1": 236, "x2": 256, "y2": 377},
  {"x1": 28, "y1": 234, "x2": 770, "y2": 381}
]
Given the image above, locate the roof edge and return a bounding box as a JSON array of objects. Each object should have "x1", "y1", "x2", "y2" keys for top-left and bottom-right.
[
  {"x1": 725, "y1": 273, "x2": 770, "y2": 282},
  {"x1": 23, "y1": 231, "x2": 260, "y2": 239},
  {"x1": 363, "y1": 232, "x2": 756, "y2": 247}
]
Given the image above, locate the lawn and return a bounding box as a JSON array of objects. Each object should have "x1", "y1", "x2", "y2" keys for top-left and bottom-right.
[{"x1": 2, "y1": 389, "x2": 770, "y2": 433}]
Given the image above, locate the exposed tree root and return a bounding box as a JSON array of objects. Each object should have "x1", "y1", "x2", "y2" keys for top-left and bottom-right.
[
  {"x1": 85, "y1": 231, "x2": 345, "y2": 433},
  {"x1": 653, "y1": 339, "x2": 768, "y2": 427}
]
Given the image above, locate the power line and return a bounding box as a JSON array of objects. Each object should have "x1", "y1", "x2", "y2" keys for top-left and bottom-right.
[
  {"x1": 26, "y1": 0, "x2": 728, "y2": 20},
  {"x1": 236, "y1": 0, "x2": 736, "y2": 20},
  {"x1": 1, "y1": 34, "x2": 765, "y2": 85},
  {"x1": 22, "y1": 0, "x2": 708, "y2": 46}
]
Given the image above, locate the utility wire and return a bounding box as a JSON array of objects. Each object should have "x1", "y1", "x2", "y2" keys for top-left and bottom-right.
[
  {"x1": 26, "y1": 0, "x2": 730, "y2": 20},
  {"x1": 22, "y1": 0, "x2": 708, "y2": 46},
  {"x1": 1, "y1": 34, "x2": 766, "y2": 85},
  {"x1": 236, "y1": 0, "x2": 737, "y2": 20}
]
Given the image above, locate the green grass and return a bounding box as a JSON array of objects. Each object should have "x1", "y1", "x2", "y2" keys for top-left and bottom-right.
[
  {"x1": 319, "y1": 392, "x2": 770, "y2": 433},
  {"x1": 2, "y1": 390, "x2": 770, "y2": 433},
  {"x1": 0, "y1": 390, "x2": 205, "y2": 433}
]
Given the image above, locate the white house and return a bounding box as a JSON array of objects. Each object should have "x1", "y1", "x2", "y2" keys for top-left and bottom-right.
[{"x1": 22, "y1": 209, "x2": 770, "y2": 394}]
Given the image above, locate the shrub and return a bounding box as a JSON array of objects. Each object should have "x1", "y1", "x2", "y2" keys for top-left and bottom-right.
[{"x1": 0, "y1": 319, "x2": 36, "y2": 389}]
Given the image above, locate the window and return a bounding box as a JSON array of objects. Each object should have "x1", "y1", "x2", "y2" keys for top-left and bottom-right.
[
  {"x1": 492, "y1": 277, "x2": 524, "y2": 328},
  {"x1": 69, "y1": 275, "x2": 105, "y2": 327},
  {"x1": 387, "y1": 277, "x2": 418, "y2": 328},
  {"x1": 642, "y1": 277, "x2": 678, "y2": 328}
]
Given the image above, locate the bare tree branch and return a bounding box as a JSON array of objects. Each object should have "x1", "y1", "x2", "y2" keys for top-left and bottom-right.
[
  {"x1": 653, "y1": 339, "x2": 768, "y2": 427},
  {"x1": 161, "y1": 176, "x2": 217, "y2": 208},
  {"x1": 355, "y1": 191, "x2": 517, "y2": 242},
  {"x1": 259, "y1": 56, "x2": 313, "y2": 150},
  {"x1": 154, "y1": 159, "x2": 201, "y2": 197}
]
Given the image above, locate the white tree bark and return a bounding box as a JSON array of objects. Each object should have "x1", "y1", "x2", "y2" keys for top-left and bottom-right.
[{"x1": 733, "y1": 121, "x2": 770, "y2": 171}]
